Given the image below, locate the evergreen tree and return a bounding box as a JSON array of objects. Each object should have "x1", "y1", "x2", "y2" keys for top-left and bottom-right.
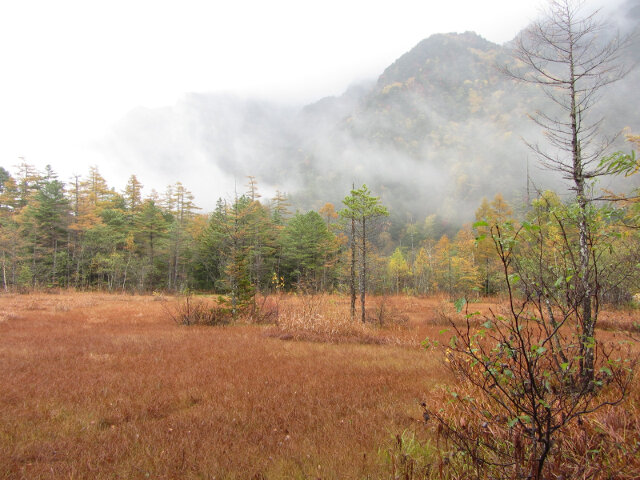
[
  {"x1": 30, "y1": 169, "x2": 70, "y2": 285},
  {"x1": 280, "y1": 211, "x2": 338, "y2": 291},
  {"x1": 339, "y1": 184, "x2": 389, "y2": 322},
  {"x1": 134, "y1": 199, "x2": 169, "y2": 290}
]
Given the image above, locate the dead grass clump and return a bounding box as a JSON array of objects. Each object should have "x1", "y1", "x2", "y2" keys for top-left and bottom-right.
[
  {"x1": 430, "y1": 297, "x2": 507, "y2": 328},
  {"x1": 268, "y1": 294, "x2": 383, "y2": 344},
  {"x1": 162, "y1": 295, "x2": 232, "y2": 326},
  {"x1": 432, "y1": 304, "x2": 475, "y2": 327},
  {"x1": 247, "y1": 294, "x2": 280, "y2": 324},
  {"x1": 366, "y1": 296, "x2": 410, "y2": 327}
]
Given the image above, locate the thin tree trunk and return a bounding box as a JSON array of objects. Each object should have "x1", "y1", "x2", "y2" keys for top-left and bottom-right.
[
  {"x1": 485, "y1": 257, "x2": 489, "y2": 295},
  {"x1": 350, "y1": 216, "x2": 356, "y2": 321},
  {"x1": 66, "y1": 231, "x2": 71, "y2": 288},
  {"x1": 75, "y1": 244, "x2": 83, "y2": 289},
  {"x1": 31, "y1": 233, "x2": 37, "y2": 288},
  {"x1": 11, "y1": 244, "x2": 16, "y2": 285},
  {"x1": 360, "y1": 216, "x2": 366, "y2": 323},
  {"x1": 568, "y1": 35, "x2": 595, "y2": 384},
  {"x1": 149, "y1": 232, "x2": 155, "y2": 290},
  {"x1": 2, "y1": 251, "x2": 7, "y2": 292},
  {"x1": 122, "y1": 250, "x2": 131, "y2": 292},
  {"x1": 52, "y1": 238, "x2": 58, "y2": 286}
]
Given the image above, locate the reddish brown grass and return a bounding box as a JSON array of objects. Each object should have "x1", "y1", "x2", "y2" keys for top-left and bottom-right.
[
  {"x1": 0, "y1": 292, "x2": 448, "y2": 479},
  {"x1": 0, "y1": 292, "x2": 638, "y2": 479}
]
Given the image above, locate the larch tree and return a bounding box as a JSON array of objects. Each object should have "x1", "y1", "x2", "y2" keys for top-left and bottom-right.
[
  {"x1": 124, "y1": 175, "x2": 143, "y2": 212},
  {"x1": 388, "y1": 247, "x2": 410, "y2": 295},
  {"x1": 318, "y1": 202, "x2": 339, "y2": 229},
  {"x1": 503, "y1": 0, "x2": 632, "y2": 383},
  {"x1": 412, "y1": 243, "x2": 434, "y2": 295},
  {"x1": 13, "y1": 160, "x2": 40, "y2": 209},
  {"x1": 166, "y1": 182, "x2": 199, "y2": 291},
  {"x1": 268, "y1": 190, "x2": 291, "y2": 283},
  {"x1": 82, "y1": 166, "x2": 112, "y2": 209},
  {"x1": 474, "y1": 193, "x2": 513, "y2": 295},
  {"x1": 270, "y1": 190, "x2": 291, "y2": 227}
]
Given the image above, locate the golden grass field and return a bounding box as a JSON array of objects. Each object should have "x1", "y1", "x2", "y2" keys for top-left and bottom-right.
[{"x1": 1, "y1": 292, "x2": 638, "y2": 479}]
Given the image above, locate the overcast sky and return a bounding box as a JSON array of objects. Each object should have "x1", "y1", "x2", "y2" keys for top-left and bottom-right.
[{"x1": 0, "y1": 0, "x2": 621, "y2": 200}]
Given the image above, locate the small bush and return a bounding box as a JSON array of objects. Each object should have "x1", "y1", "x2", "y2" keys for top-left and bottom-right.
[
  {"x1": 268, "y1": 294, "x2": 382, "y2": 344},
  {"x1": 382, "y1": 431, "x2": 436, "y2": 479},
  {"x1": 247, "y1": 294, "x2": 280, "y2": 324},
  {"x1": 366, "y1": 297, "x2": 409, "y2": 327},
  {"x1": 163, "y1": 294, "x2": 232, "y2": 326}
]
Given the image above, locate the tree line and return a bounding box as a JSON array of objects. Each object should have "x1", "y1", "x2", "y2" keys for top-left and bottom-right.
[{"x1": 0, "y1": 161, "x2": 638, "y2": 306}]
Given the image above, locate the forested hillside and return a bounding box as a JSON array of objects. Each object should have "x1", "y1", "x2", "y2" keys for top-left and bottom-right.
[{"x1": 105, "y1": 22, "x2": 639, "y2": 222}]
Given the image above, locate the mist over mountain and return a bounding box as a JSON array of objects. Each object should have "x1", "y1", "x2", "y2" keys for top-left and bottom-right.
[{"x1": 105, "y1": 12, "x2": 640, "y2": 222}]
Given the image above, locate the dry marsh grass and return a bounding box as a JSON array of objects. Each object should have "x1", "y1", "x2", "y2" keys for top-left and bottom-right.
[
  {"x1": 0, "y1": 292, "x2": 447, "y2": 479},
  {"x1": 268, "y1": 294, "x2": 383, "y2": 344},
  {"x1": 1, "y1": 292, "x2": 638, "y2": 479},
  {"x1": 267, "y1": 294, "x2": 440, "y2": 347}
]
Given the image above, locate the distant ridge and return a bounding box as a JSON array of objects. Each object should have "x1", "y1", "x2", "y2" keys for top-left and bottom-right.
[{"x1": 107, "y1": 21, "x2": 639, "y2": 224}]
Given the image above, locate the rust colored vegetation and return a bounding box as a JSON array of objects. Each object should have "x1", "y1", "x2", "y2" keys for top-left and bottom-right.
[
  {"x1": 1, "y1": 292, "x2": 638, "y2": 479},
  {"x1": 0, "y1": 292, "x2": 444, "y2": 479}
]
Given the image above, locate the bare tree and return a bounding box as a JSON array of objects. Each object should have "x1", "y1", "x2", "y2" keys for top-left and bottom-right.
[{"x1": 503, "y1": 0, "x2": 633, "y2": 383}]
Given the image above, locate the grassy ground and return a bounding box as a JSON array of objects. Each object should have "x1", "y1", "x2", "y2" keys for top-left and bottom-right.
[
  {"x1": 0, "y1": 293, "x2": 448, "y2": 479},
  {"x1": 0, "y1": 292, "x2": 638, "y2": 479}
]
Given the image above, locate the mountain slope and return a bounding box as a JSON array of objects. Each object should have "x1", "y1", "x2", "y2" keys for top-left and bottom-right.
[{"x1": 105, "y1": 24, "x2": 639, "y2": 222}]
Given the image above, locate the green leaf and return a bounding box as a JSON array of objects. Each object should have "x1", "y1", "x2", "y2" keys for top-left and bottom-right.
[
  {"x1": 421, "y1": 337, "x2": 439, "y2": 350},
  {"x1": 531, "y1": 345, "x2": 546, "y2": 355},
  {"x1": 454, "y1": 298, "x2": 466, "y2": 313},
  {"x1": 599, "y1": 150, "x2": 638, "y2": 176},
  {"x1": 473, "y1": 220, "x2": 489, "y2": 228}
]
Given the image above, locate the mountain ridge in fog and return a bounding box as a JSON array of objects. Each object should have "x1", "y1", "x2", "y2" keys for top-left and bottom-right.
[{"x1": 106, "y1": 15, "x2": 640, "y2": 221}]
